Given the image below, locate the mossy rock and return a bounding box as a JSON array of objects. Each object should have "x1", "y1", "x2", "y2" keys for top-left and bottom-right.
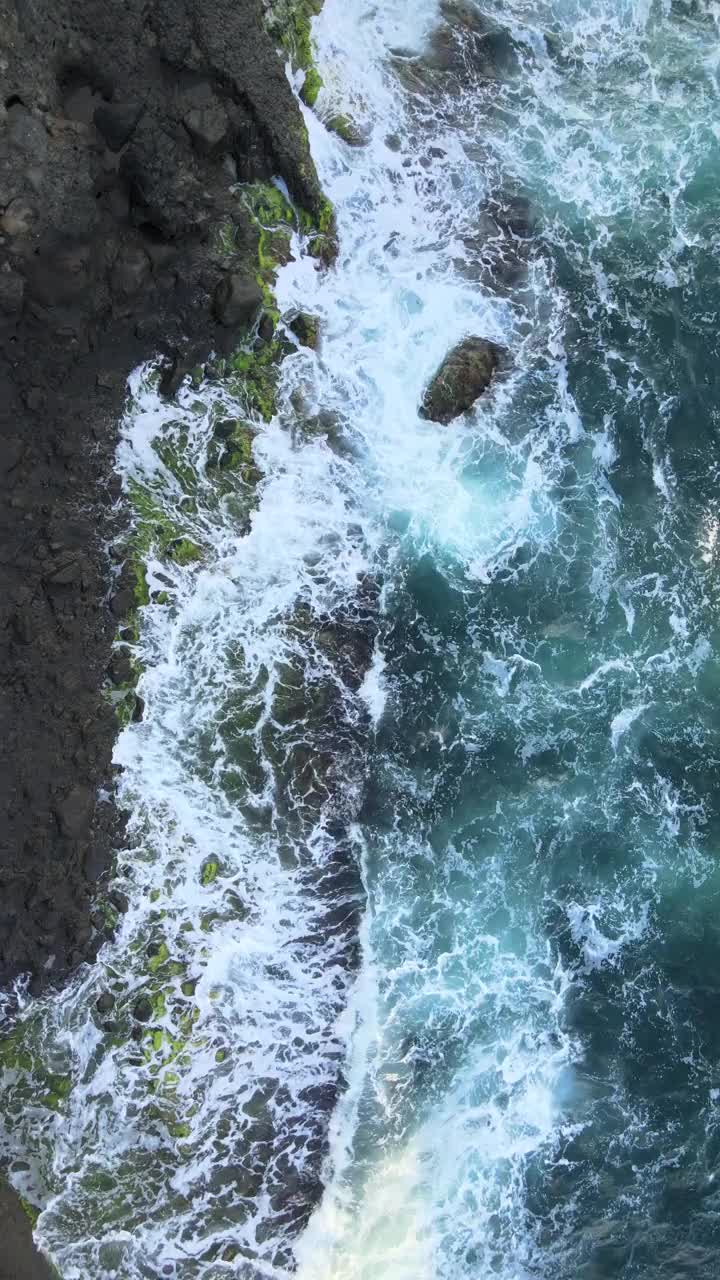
[
  {"x1": 113, "y1": 689, "x2": 140, "y2": 730},
  {"x1": 209, "y1": 418, "x2": 258, "y2": 468},
  {"x1": 307, "y1": 232, "x2": 339, "y2": 267},
  {"x1": 147, "y1": 942, "x2": 170, "y2": 974},
  {"x1": 301, "y1": 67, "x2": 323, "y2": 107},
  {"x1": 326, "y1": 114, "x2": 367, "y2": 147},
  {"x1": 259, "y1": 226, "x2": 293, "y2": 271},
  {"x1": 200, "y1": 859, "x2": 220, "y2": 886},
  {"x1": 167, "y1": 539, "x2": 202, "y2": 567},
  {"x1": 131, "y1": 556, "x2": 150, "y2": 608},
  {"x1": 228, "y1": 348, "x2": 281, "y2": 422},
  {"x1": 19, "y1": 1196, "x2": 40, "y2": 1228},
  {"x1": 265, "y1": 0, "x2": 324, "y2": 71},
  {"x1": 315, "y1": 196, "x2": 335, "y2": 235},
  {"x1": 243, "y1": 182, "x2": 295, "y2": 228},
  {"x1": 289, "y1": 311, "x2": 320, "y2": 349},
  {"x1": 223, "y1": 180, "x2": 317, "y2": 418},
  {"x1": 127, "y1": 482, "x2": 190, "y2": 554}
]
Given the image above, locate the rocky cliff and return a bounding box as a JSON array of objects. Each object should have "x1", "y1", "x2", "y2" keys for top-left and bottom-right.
[{"x1": 0, "y1": 0, "x2": 323, "y2": 992}]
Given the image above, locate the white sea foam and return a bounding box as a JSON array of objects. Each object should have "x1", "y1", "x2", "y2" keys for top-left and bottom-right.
[{"x1": 610, "y1": 702, "x2": 651, "y2": 753}]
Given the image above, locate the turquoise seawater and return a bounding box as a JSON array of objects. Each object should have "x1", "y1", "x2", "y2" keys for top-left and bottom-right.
[{"x1": 298, "y1": 2, "x2": 720, "y2": 1277}]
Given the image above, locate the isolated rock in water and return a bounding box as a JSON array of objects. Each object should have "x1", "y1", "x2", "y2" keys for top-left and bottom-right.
[
  {"x1": 326, "y1": 115, "x2": 368, "y2": 147},
  {"x1": 419, "y1": 336, "x2": 506, "y2": 423},
  {"x1": 132, "y1": 996, "x2": 153, "y2": 1023},
  {"x1": 289, "y1": 311, "x2": 320, "y2": 349}
]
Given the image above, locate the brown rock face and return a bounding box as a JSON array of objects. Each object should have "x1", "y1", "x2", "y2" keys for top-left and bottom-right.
[{"x1": 419, "y1": 335, "x2": 507, "y2": 423}]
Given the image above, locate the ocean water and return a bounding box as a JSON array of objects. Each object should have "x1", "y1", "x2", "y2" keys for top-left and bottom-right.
[{"x1": 3, "y1": 1, "x2": 720, "y2": 1277}]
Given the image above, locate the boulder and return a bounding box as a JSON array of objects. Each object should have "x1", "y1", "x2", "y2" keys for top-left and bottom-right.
[
  {"x1": 419, "y1": 335, "x2": 506, "y2": 424},
  {"x1": 326, "y1": 115, "x2": 367, "y2": 148},
  {"x1": 132, "y1": 995, "x2": 153, "y2": 1023},
  {"x1": 213, "y1": 272, "x2": 263, "y2": 328},
  {"x1": 107, "y1": 650, "x2": 134, "y2": 685},
  {"x1": 289, "y1": 311, "x2": 319, "y2": 349}
]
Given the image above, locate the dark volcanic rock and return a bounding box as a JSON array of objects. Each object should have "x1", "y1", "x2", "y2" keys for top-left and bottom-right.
[
  {"x1": 419, "y1": 336, "x2": 507, "y2": 423},
  {"x1": 56, "y1": 786, "x2": 95, "y2": 840},
  {"x1": 213, "y1": 273, "x2": 263, "y2": 328},
  {"x1": 0, "y1": 0, "x2": 328, "y2": 997},
  {"x1": 0, "y1": 1179, "x2": 56, "y2": 1280},
  {"x1": 93, "y1": 101, "x2": 143, "y2": 152},
  {"x1": 183, "y1": 86, "x2": 229, "y2": 155},
  {"x1": 133, "y1": 995, "x2": 153, "y2": 1023},
  {"x1": 0, "y1": 1, "x2": 332, "y2": 1264}
]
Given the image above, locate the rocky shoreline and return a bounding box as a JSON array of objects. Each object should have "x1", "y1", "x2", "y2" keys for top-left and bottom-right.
[
  {"x1": 0, "y1": 0, "x2": 326, "y2": 990},
  {"x1": 0, "y1": 0, "x2": 327, "y2": 1267}
]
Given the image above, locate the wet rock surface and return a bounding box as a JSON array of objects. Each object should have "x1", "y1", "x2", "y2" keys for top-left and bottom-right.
[
  {"x1": 0, "y1": 0, "x2": 325, "y2": 993},
  {"x1": 289, "y1": 310, "x2": 320, "y2": 349},
  {"x1": 0, "y1": 1178, "x2": 55, "y2": 1279},
  {"x1": 419, "y1": 335, "x2": 507, "y2": 423}
]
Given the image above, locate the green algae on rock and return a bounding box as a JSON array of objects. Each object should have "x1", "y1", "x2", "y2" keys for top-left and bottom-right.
[
  {"x1": 263, "y1": 0, "x2": 324, "y2": 73},
  {"x1": 200, "y1": 860, "x2": 220, "y2": 886},
  {"x1": 326, "y1": 114, "x2": 368, "y2": 147},
  {"x1": 289, "y1": 311, "x2": 320, "y2": 349},
  {"x1": 207, "y1": 179, "x2": 329, "y2": 421},
  {"x1": 300, "y1": 66, "x2": 324, "y2": 108}
]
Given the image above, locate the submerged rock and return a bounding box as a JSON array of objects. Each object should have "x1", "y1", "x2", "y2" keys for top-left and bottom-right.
[
  {"x1": 419, "y1": 336, "x2": 507, "y2": 424},
  {"x1": 132, "y1": 996, "x2": 153, "y2": 1023}
]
